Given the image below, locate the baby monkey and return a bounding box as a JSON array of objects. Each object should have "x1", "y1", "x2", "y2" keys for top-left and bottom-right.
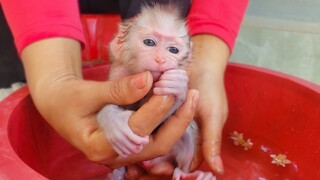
[{"x1": 97, "y1": 4, "x2": 215, "y2": 180}]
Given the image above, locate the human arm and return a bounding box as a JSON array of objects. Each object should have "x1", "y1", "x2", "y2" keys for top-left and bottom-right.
[
  {"x1": 21, "y1": 37, "x2": 199, "y2": 164},
  {"x1": 2, "y1": 0, "x2": 199, "y2": 166},
  {"x1": 187, "y1": 0, "x2": 249, "y2": 174},
  {"x1": 188, "y1": 34, "x2": 229, "y2": 173}
]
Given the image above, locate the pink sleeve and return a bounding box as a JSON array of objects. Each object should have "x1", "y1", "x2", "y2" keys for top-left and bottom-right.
[
  {"x1": 0, "y1": 0, "x2": 85, "y2": 55},
  {"x1": 187, "y1": 0, "x2": 249, "y2": 51}
]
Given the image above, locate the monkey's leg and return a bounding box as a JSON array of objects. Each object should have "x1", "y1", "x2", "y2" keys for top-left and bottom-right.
[
  {"x1": 140, "y1": 154, "x2": 174, "y2": 169},
  {"x1": 97, "y1": 104, "x2": 149, "y2": 156},
  {"x1": 107, "y1": 167, "x2": 126, "y2": 180},
  {"x1": 172, "y1": 121, "x2": 216, "y2": 180}
]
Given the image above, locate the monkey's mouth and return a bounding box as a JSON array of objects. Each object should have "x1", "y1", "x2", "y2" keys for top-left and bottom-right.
[{"x1": 150, "y1": 71, "x2": 162, "y2": 82}]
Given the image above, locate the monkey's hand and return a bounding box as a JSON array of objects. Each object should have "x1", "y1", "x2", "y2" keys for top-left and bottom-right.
[
  {"x1": 97, "y1": 104, "x2": 149, "y2": 156},
  {"x1": 153, "y1": 69, "x2": 188, "y2": 105}
]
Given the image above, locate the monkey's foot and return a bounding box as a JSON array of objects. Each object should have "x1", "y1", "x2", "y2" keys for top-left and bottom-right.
[
  {"x1": 107, "y1": 167, "x2": 126, "y2": 180},
  {"x1": 172, "y1": 168, "x2": 216, "y2": 180}
]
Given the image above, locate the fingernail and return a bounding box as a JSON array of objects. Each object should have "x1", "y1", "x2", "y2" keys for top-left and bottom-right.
[
  {"x1": 192, "y1": 91, "x2": 199, "y2": 109},
  {"x1": 211, "y1": 156, "x2": 224, "y2": 174},
  {"x1": 131, "y1": 72, "x2": 149, "y2": 89}
]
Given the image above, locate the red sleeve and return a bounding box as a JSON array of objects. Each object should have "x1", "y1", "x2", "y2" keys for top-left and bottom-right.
[
  {"x1": 187, "y1": 0, "x2": 249, "y2": 51},
  {"x1": 0, "y1": 0, "x2": 85, "y2": 55}
]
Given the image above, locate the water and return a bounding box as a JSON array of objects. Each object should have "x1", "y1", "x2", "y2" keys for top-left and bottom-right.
[{"x1": 208, "y1": 135, "x2": 303, "y2": 180}]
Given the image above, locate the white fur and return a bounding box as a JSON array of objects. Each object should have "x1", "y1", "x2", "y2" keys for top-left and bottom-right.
[{"x1": 98, "y1": 4, "x2": 215, "y2": 180}]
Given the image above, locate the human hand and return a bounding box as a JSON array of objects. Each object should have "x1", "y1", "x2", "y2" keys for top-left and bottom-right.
[
  {"x1": 187, "y1": 34, "x2": 230, "y2": 174},
  {"x1": 105, "y1": 88, "x2": 199, "y2": 167},
  {"x1": 21, "y1": 37, "x2": 199, "y2": 166},
  {"x1": 98, "y1": 68, "x2": 190, "y2": 157}
]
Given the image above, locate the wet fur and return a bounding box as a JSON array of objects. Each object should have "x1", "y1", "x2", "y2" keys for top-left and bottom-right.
[{"x1": 97, "y1": 3, "x2": 214, "y2": 180}]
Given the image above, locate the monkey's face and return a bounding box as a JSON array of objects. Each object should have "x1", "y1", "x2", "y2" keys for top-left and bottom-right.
[
  {"x1": 127, "y1": 30, "x2": 190, "y2": 81},
  {"x1": 117, "y1": 5, "x2": 191, "y2": 81}
]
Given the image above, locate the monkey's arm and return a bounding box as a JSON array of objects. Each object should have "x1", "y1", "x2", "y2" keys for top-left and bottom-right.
[
  {"x1": 99, "y1": 62, "x2": 154, "y2": 156},
  {"x1": 97, "y1": 104, "x2": 150, "y2": 156}
]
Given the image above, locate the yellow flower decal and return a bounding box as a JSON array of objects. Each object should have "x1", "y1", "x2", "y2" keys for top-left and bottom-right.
[
  {"x1": 270, "y1": 154, "x2": 291, "y2": 167},
  {"x1": 230, "y1": 131, "x2": 253, "y2": 150}
]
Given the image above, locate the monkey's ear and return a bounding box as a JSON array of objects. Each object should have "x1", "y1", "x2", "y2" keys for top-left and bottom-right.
[
  {"x1": 109, "y1": 20, "x2": 135, "y2": 61},
  {"x1": 109, "y1": 34, "x2": 122, "y2": 61}
]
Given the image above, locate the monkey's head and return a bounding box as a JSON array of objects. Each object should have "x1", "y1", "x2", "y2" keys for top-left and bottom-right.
[{"x1": 110, "y1": 4, "x2": 191, "y2": 81}]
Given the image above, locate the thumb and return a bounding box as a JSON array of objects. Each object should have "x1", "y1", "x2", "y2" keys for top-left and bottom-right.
[{"x1": 86, "y1": 71, "x2": 153, "y2": 107}]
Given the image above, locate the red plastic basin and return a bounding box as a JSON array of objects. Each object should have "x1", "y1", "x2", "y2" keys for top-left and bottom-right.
[{"x1": 0, "y1": 63, "x2": 319, "y2": 179}]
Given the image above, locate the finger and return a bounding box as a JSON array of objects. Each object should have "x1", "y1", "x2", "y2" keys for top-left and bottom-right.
[
  {"x1": 158, "y1": 72, "x2": 188, "y2": 81},
  {"x1": 153, "y1": 87, "x2": 180, "y2": 95},
  {"x1": 154, "y1": 81, "x2": 176, "y2": 88},
  {"x1": 82, "y1": 71, "x2": 153, "y2": 108},
  {"x1": 189, "y1": 133, "x2": 204, "y2": 171},
  {"x1": 152, "y1": 89, "x2": 199, "y2": 154},
  {"x1": 162, "y1": 69, "x2": 187, "y2": 75},
  {"x1": 128, "y1": 95, "x2": 175, "y2": 136},
  {"x1": 106, "y1": 90, "x2": 199, "y2": 168},
  {"x1": 109, "y1": 132, "x2": 147, "y2": 156},
  {"x1": 154, "y1": 80, "x2": 187, "y2": 89},
  {"x1": 112, "y1": 141, "x2": 132, "y2": 157},
  {"x1": 117, "y1": 137, "x2": 144, "y2": 155},
  {"x1": 101, "y1": 95, "x2": 175, "y2": 167},
  {"x1": 125, "y1": 131, "x2": 150, "y2": 146}
]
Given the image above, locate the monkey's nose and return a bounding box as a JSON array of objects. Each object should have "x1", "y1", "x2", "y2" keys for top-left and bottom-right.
[{"x1": 155, "y1": 58, "x2": 164, "y2": 64}]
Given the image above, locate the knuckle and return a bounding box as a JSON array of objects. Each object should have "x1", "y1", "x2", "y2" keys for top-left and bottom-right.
[
  {"x1": 86, "y1": 153, "x2": 101, "y2": 162},
  {"x1": 109, "y1": 81, "x2": 123, "y2": 102},
  {"x1": 81, "y1": 138, "x2": 111, "y2": 163}
]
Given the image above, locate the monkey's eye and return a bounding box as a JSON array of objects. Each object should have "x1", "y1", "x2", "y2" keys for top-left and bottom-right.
[
  {"x1": 168, "y1": 47, "x2": 179, "y2": 54},
  {"x1": 143, "y1": 39, "x2": 156, "y2": 46}
]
